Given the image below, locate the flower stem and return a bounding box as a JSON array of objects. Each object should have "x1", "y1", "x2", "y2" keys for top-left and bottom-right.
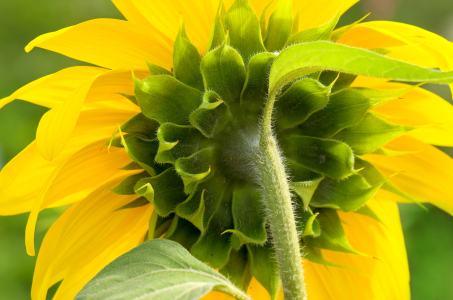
[{"x1": 257, "y1": 91, "x2": 307, "y2": 300}]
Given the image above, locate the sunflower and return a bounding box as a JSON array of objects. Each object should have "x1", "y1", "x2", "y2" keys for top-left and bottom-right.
[{"x1": 2, "y1": 0, "x2": 453, "y2": 299}]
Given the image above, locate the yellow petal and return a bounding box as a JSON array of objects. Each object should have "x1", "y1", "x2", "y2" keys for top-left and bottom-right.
[
  {"x1": 26, "y1": 19, "x2": 173, "y2": 70},
  {"x1": 0, "y1": 109, "x2": 135, "y2": 216},
  {"x1": 35, "y1": 68, "x2": 147, "y2": 161},
  {"x1": 304, "y1": 199, "x2": 410, "y2": 299},
  {"x1": 338, "y1": 21, "x2": 453, "y2": 96},
  {"x1": 352, "y1": 79, "x2": 453, "y2": 146},
  {"x1": 111, "y1": 0, "x2": 155, "y2": 29},
  {"x1": 0, "y1": 66, "x2": 106, "y2": 109},
  {"x1": 364, "y1": 135, "x2": 453, "y2": 215},
  {"x1": 32, "y1": 178, "x2": 151, "y2": 300}
]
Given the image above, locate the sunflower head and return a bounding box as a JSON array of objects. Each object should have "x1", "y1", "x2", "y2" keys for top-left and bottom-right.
[{"x1": 104, "y1": 0, "x2": 442, "y2": 296}]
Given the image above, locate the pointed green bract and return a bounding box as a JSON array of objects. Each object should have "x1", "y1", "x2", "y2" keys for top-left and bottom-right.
[
  {"x1": 282, "y1": 136, "x2": 355, "y2": 179},
  {"x1": 225, "y1": 0, "x2": 266, "y2": 61},
  {"x1": 354, "y1": 205, "x2": 382, "y2": 223},
  {"x1": 156, "y1": 124, "x2": 201, "y2": 164},
  {"x1": 201, "y1": 42, "x2": 246, "y2": 103},
  {"x1": 335, "y1": 112, "x2": 416, "y2": 155},
  {"x1": 121, "y1": 136, "x2": 160, "y2": 176},
  {"x1": 319, "y1": 71, "x2": 357, "y2": 93},
  {"x1": 134, "y1": 75, "x2": 202, "y2": 125},
  {"x1": 274, "y1": 78, "x2": 330, "y2": 129},
  {"x1": 286, "y1": 8, "x2": 340, "y2": 46},
  {"x1": 269, "y1": 41, "x2": 453, "y2": 97},
  {"x1": 264, "y1": 0, "x2": 292, "y2": 52},
  {"x1": 247, "y1": 243, "x2": 281, "y2": 300},
  {"x1": 117, "y1": 113, "x2": 159, "y2": 139},
  {"x1": 110, "y1": 171, "x2": 150, "y2": 195},
  {"x1": 220, "y1": 248, "x2": 253, "y2": 292},
  {"x1": 115, "y1": 197, "x2": 150, "y2": 211},
  {"x1": 302, "y1": 246, "x2": 355, "y2": 271},
  {"x1": 173, "y1": 23, "x2": 204, "y2": 91},
  {"x1": 330, "y1": 13, "x2": 370, "y2": 42},
  {"x1": 206, "y1": 2, "x2": 226, "y2": 52},
  {"x1": 175, "y1": 147, "x2": 215, "y2": 194},
  {"x1": 353, "y1": 84, "x2": 420, "y2": 108},
  {"x1": 259, "y1": 1, "x2": 274, "y2": 38},
  {"x1": 146, "y1": 61, "x2": 173, "y2": 76}
]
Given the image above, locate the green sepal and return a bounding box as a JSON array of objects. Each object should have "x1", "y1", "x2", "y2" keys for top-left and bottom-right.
[
  {"x1": 294, "y1": 204, "x2": 320, "y2": 238},
  {"x1": 175, "y1": 147, "x2": 215, "y2": 194},
  {"x1": 268, "y1": 41, "x2": 453, "y2": 97},
  {"x1": 110, "y1": 171, "x2": 150, "y2": 195},
  {"x1": 119, "y1": 161, "x2": 143, "y2": 170},
  {"x1": 354, "y1": 205, "x2": 382, "y2": 223},
  {"x1": 353, "y1": 84, "x2": 421, "y2": 108},
  {"x1": 240, "y1": 52, "x2": 276, "y2": 114},
  {"x1": 146, "y1": 62, "x2": 173, "y2": 76},
  {"x1": 117, "y1": 113, "x2": 160, "y2": 140},
  {"x1": 247, "y1": 243, "x2": 281, "y2": 300},
  {"x1": 115, "y1": 197, "x2": 150, "y2": 211},
  {"x1": 118, "y1": 93, "x2": 138, "y2": 105},
  {"x1": 318, "y1": 71, "x2": 357, "y2": 93},
  {"x1": 304, "y1": 208, "x2": 364, "y2": 255},
  {"x1": 173, "y1": 22, "x2": 204, "y2": 91},
  {"x1": 191, "y1": 188, "x2": 234, "y2": 269},
  {"x1": 134, "y1": 74, "x2": 202, "y2": 125},
  {"x1": 281, "y1": 136, "x2": 355, "y2": 179},
  {"x1": 176, "y1": 174, "x2": 226, "y2": 232},
  {"x1": 121, "y1": 135, "x2": 160, "y2": 176},
  {"x1": 285, "y1": 8, "x2": 340, "y2": 46},
  {"x1": 165, "y1": 217, "x2": 201, "y2": 251},
  {"x1": 163, "y1": 215, "x2": 180, "y2": 239},
  {"x1": 302, "y1": 246, "x2": 356, "y2": 271},
  {"x1": 190, "y1": 91, "x2": 232, "y2": 138},
  {"x1": 153, "y1": 214, "x2": 174, "y2": 239},
  {"x1": 354, "y1": 157, "x2": 426, "y2": 208},
  {"x1": 226, "y1": 184, "x2": 267, "y2": 249},
  {"x1": 156, "y1": 123, "x2": 202, "y2": 164},
  {"x1": 288, "y1": 159, "x2": 324, "y2": 208},
  {"x1": 263, "y1": 0, "x2": 292, "y2": 52},
  {"x1": 371, "y1": 147, "x2": 420, "y2": 156},
  {"x1": 201, "y1": 42, "x2": 246, "y2": 103},
  {"x1": 297, "y1": 88, "x2": 371, "y2": 138},
  {"x1": 134, "y1": 168, "x2": 187, "y2": 217},
  {"x1": 330, "y1": 13, "x2": 370, "y2": 42},
  {"x1": 206, "y1": 1, "x2": 226, "y2": 52},
  {"x1": 219, "y1": 248, "x2": 253, "y2": 292},
  {"x1": 224, "y1": 0, "x2": 266, "y2": 61},
  {"x1": 335, "y1": 112, "x2": 416, "y2": 155},
  {"x1": 259, "y1": 1, "x2": 274, "y2": 38},
  {"x1": 275, "y1": 78, "x2": 330, "y2": 129},
  {"x1": 310, "y1": 174, "x2": 387, "y2": 212}
]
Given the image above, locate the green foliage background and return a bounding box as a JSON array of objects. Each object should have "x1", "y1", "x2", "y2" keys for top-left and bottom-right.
[{"x1": 0, "y1": 0, "x2": 452, "y2": 299}]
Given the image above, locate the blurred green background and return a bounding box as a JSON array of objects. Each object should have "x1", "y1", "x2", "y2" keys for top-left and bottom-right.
[{"x1": 0, "y1": 0, "x2": 452, "y2": 299}]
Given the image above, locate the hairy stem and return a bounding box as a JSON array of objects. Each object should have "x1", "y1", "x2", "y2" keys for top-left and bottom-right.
[{"x1": 257, "y1": 91, "x2": 307, "y2": 300}]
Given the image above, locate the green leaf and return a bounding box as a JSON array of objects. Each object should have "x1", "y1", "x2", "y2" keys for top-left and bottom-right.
[
  {"x1": 224, "y1": 0, "x2": 266, "y2": 61},
  {"x1": 190, "y1": 91, "x2": 232, "y2": 138},
  {"x1": 173, "y1": 22, "x2": 204, "y2": 91},
  {"x1": 134, "y1": 75, "x2": 202, "y2": 125},
  {"x1": 286, "y1": 8, "x2": 340, "y2": 45},
  {"x1": 191, "y1": 187, "x2": 234, "y2": 269},
  {"x1": 135, "y1": 168, "x2": 187, "y2": 217},
  {"x1": 296, "y1": 88, "x2": 372, "y2": 138},
  {"x1": 247, "y1": 243, "x2": 281, "y2": 300},
  {"x1": 274, "y1": 78, "x2": 330, "y2": 129},
  {"x1": 281, "y1": 136, "x2": 355, "y2": 179},
  {"x1": 263, "y1": 0, "x2": 292, "y2": 52},
  {"x1": 146, "y1": 62, "x2": 173, "y2": 76},
  {"x1": 206, "y1": 1, "x2": 226, "y2": 52},
  {"x1": 110, "y1": 171, "x2": 150, "y2": 195},
  {"x1": 335, "y1": 112, "x2": 416, "y2": 155},
  {"x1": 226, "y1": 184, "x2": 267, "y2": 249},
  {"x1": 220, "y1": 248, "x2": 253, "y2": 292},
  {"x1": 121, "y1": 135, "x2": 161, "y2": 176},
  {"x1": 175, "y1": 147, "x2": 215, "y2": 194},
  {"x1": 75, "y1": 239, "x2": 251, "y2": 300},
  {"x1": 115, "y1": 197, "x2": 150, "y2": 211},
  {"x1": 156, "y1": 123, "x2": 202, "y2": 164},
  {"x1": 240, "y1": 52, "x2": 276, "y2": 113},
  {"x1": 310, "y1": 174, "x2": 386, "y2": 212},
  {"x1": 330, "y1": 13, "x2": 370, "y2": 42},
  {"x1": 200, "y1": 42, "x2": 246, "y2": 103},
  {"x1": 176, "y1": 174, "x2": 226, "y2": 232},
  {"x1": 304, "y1": 208, "x2": 363, "y2": 255},
  {"x1": 268, "y1": 41, "x2": 453, "y2": 97}
]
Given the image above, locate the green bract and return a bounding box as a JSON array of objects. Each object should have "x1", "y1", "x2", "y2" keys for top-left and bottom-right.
[{"x1": 105, "y1": 0, "x2": 453, "y2": 298}]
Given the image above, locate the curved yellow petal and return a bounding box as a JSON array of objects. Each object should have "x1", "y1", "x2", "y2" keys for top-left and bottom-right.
[
  {"x1": 35, "y1": 68, "x2": 148, "y2": 161},
  {"x1": 338, "y1": 21, "x2": 453, "y2": 96},
  {"x1": 32, "y1": 178, "x2": 151, "y2": 300},
  {"x1": 110, "y1": 0, "x2": 155, "y2": 29},
  {"x1": 26, "y1": 18, "x2": 172, "y2": 70},
  {"x1": 0, "y1": 109, "x2": 135, "y2": 216},
  {"x1": 364, "y1": 135, "x2": 453, "y2": 215},
  {"x1": 304, "y1": 199, "x2": 410, "y2": 299},
  {"x1": 352, "y1": 79, "x2": 453, "y2": 146}
]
